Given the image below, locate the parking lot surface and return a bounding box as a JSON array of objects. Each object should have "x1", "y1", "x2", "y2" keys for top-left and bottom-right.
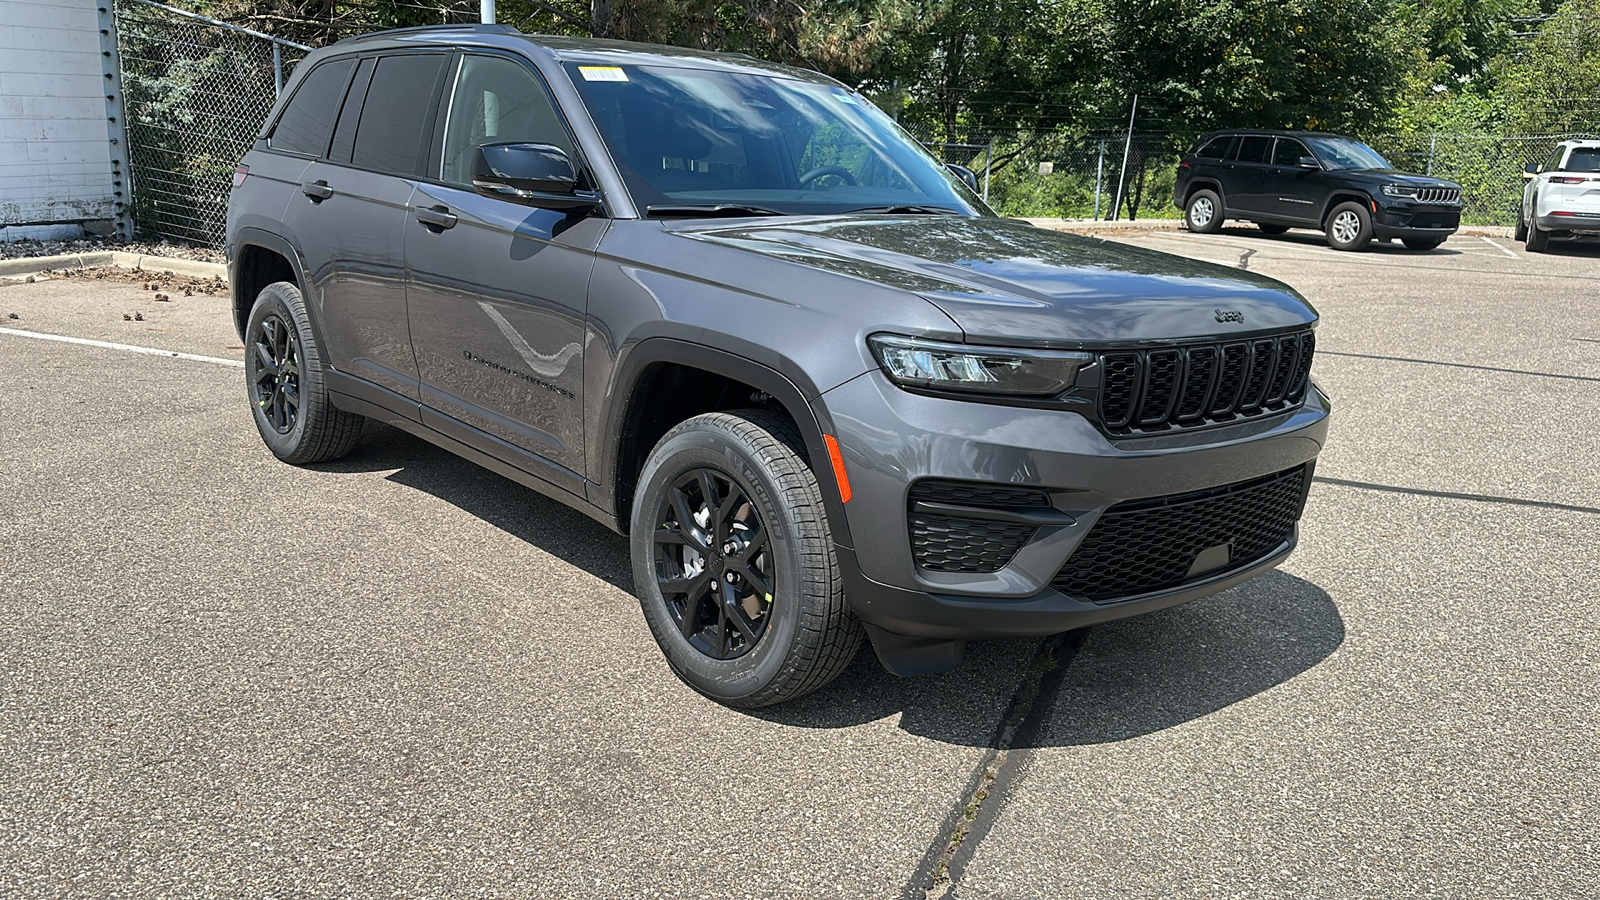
[{"x1": 2, "y1": 230, "x2": 1596, "y2": 898}]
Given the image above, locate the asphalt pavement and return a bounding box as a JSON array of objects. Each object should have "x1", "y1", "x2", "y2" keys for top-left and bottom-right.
[{"x1": 1, "y1": 231, "x2": 1596, "y2": 898}]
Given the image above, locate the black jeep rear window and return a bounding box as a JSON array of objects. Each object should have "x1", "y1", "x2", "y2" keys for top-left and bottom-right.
[
  {"x1": 1195, "y1": 136, "x2": 1232, "y2": 159},
  {"x1": 270, "y1": 58, "x2": 354, "y2": 157}
]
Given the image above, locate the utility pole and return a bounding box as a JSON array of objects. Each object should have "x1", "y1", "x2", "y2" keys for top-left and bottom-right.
[{"x1": 481, "y1": 0, "x2": 496, "y2": 23}]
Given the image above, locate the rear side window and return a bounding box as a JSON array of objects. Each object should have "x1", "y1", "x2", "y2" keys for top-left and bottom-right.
[
  {"x1": 1562, "y1": 147, "x2": 1600, "y2": 172},
  {"x1": 351, "y1": 54, "x2": 447, "y2": 176},
  {"x1": 1195, "y1": 136, "x2": 1233, "y2": 159},
  {"x1": 1234, "y1": 136, "x2": 1272, "y2": 164},
  {"x1": 269, "y1": 58, "x2": 354, "y2": 157}
]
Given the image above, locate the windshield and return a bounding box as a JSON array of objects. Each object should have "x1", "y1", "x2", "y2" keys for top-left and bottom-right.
[
  {"x1": 1304, "y1": 137, "x2": 1392, "y2": 171},
  {"x1": 563, "y1": 63, "x2": 987, "y2": 217}
]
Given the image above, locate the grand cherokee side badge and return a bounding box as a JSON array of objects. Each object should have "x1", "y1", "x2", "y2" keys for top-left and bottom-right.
[{"x1": 1215, "y1": 309, "x2": 1245, "y2": 323}]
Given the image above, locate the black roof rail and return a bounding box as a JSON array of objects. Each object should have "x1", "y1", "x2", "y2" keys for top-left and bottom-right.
[{"x1": 341, "y1": 23, "x2": 521, "y2": 42}]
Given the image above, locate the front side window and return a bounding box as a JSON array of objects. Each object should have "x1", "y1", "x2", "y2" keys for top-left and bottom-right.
[
  {"x1": 351, "y1": 54, "x2": 446, "y2": 176},
  {"x1": 269, "y1": 58, "x2": 354, "y2": 157},
  {"x1": 1272, "y1": 138, "x2": 1311, "y2": 167},
  {"x1": 441, "y1": 55, "x2": 574, "y2": 186},
  {"x1": 1303, "y1": 137, "x2": 1391, "y2": 171},
  {"x1": 563, "y1": 63, "x2": 984, "y2": 216}
]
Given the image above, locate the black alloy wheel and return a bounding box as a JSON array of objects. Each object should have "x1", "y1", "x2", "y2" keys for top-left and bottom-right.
[
  {"x1": 250, "y1": 314, "x2": 301, "y2": 434},
  {"x1": 652, "y1": 467, "x2": 775, "y2": 660}
]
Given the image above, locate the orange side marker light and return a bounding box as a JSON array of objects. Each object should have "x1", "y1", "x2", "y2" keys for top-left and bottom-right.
[{"x1": 823, "y1": 434, "x2": 852, "y2": 503}]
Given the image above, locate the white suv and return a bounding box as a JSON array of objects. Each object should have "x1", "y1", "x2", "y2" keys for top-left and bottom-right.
[{"x1": 1518, "y1": 139, "x2": 1600, "y2": 252}]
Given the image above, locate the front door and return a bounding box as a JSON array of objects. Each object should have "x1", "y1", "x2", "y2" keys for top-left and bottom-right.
[
  {"x1": 405, "y1": 53, "x2": 603, "y2": 490},
  {"x1": 1262, "y1": 137, "x2": 1322, "y2": 224}
]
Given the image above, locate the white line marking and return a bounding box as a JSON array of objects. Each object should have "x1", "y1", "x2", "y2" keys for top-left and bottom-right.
[
  {"x1": 0, "y1": 326, "x2": 243, "y2": 367},
  {"x1": 1481, "y1": 236, "x2": 1519, "y2": 259}
]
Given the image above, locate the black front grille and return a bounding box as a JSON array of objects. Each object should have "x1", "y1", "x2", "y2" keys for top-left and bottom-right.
[
  {"x1": 1097, "y1": 331, "x2": 1314, "y2": 436},
  {"x1": 1051, "y1": 465, "x2": 1310, "y2": 602},
  {"x1": 908, "y1": 480, "x2": 1048, "y2": 573}
]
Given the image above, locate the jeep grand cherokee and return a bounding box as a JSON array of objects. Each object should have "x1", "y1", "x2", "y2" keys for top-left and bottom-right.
[{"x1": 226, "y1": 25, "x2": 1330, "y2": 707}]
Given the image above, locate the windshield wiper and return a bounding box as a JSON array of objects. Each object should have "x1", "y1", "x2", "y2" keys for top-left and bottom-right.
[
  {"x1": 843, "y1": 204, "x2": 965, "y2": 215},
  {"x1": 645, "y1": 204, "x2": 787, "y2": 219}
]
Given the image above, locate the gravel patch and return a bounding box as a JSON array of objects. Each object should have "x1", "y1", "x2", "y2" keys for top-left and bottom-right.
[{"x1": 0, "y1": 237, "x2": 224, "y2": 264}]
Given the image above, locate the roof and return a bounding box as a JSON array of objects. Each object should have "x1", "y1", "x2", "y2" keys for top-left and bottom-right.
[
  {"x1": 320, "y1": 25, "x2": 839, "y2": 85},
  {"x1": 1197, "y1": 129, "x2": 1350, "y2": 140}
]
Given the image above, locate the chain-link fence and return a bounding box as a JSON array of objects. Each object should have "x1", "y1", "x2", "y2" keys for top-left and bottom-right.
[
  {"x1": 923, "y1": 125, "x2": 1599, "y2": 226},
  {"x1": 116, "y1": 0, "x2": 310, "y2": 248}
]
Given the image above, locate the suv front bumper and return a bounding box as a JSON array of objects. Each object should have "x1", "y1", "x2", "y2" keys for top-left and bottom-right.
[
  {"x1": 817, "y1": 370, "x2": 1331, "y2": 649},
  {"x1": 1373, "y1": 201, "x2": 1461, "y2": 240}
]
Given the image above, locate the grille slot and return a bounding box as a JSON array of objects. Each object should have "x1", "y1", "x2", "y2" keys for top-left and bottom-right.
[
  {"x1": 1098, "y1": 331, "x2": 1314, "y2": 435},
  {"x1": 1051, "y1": 465, "x2": 1309, "y2": 602},
  {"x1": 907, "y1": 480, "x2": 1049, "y2": 573}
]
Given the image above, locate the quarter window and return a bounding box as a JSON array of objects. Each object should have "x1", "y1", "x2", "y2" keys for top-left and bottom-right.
[
  {"x1": 441, "y1": 55, "x2": 573, "y2": 186},
  {"x1": 1195, "y1": 136, "x2": 1233, "y2": 159},
  {"x1": 351, "y1": 54, "x2": 446, "y2": 176},
  {"x1": 269, "y1": 58, "x2": 354, "y2": 157}
]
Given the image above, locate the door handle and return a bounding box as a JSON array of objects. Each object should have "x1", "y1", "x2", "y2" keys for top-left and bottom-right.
[
  {"x1": 413, "y1": 204, "x2": 457, "y2": 230},
  {"x1": 301, "y1": 180, "x2": 333, "y2": 201}
]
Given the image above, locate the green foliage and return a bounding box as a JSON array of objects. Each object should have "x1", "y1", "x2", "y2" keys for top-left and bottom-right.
[{"x1": 1495, "y1": 0, "x2": 1600, "y2": 133}]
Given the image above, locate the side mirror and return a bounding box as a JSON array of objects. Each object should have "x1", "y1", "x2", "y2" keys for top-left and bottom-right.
[
  {"x1": 1523, "y1": 162, "x2": 1540, "y2": 180},
  {"x1": 1298, "y1": 156, "x2": 1321, "y2": 170},
  {"x1": 472, "y1": 142, "x2": 600, "y2": 210},
  {"x1": 946, "y1": 163, "x2": 980, "y2": 193}
]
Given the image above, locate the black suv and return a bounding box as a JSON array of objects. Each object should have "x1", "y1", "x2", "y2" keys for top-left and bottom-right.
[
  {"x1": 1174, "y1": 130, "x2": 1463, "y2": 251},
  {"x1": 226, "y1": 25, "x2": 1330, "y2": 707}
]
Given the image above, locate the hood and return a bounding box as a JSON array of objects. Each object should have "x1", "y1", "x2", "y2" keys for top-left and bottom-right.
[
  {"x1": 1346, "y1": 168, "x2": 1461, "y2": 188},
  {"x1": 675, "y1": 216, "x2": 1317, "y2": 346}
]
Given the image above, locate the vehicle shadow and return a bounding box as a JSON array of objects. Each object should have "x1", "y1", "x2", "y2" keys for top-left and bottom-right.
[
  {"x1": 319, "y1": 426, "x2": 1343, "y2": 750},
  {"x1": 1538, "y1": 237, "x2": 1600, "y2": 256},
  {"x1": 1217, "y1": 225, "x2": 1464, "y2": 255},
  {"x1": 314, "y1": 423, "x2": 636, "y2": 593}
]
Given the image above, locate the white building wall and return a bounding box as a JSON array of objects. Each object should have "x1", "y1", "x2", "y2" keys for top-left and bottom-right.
[{"x1": 0, "y1": 0, "x2": 121, "y2": 241}]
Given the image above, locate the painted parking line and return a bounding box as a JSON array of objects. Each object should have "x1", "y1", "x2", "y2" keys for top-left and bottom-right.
[
  {"x1": 0, "y1": 326, "x2": 243, "y2": 367},
  {"x1": 1481, "y1": 236, "x2": 1520, "y2": 259}
]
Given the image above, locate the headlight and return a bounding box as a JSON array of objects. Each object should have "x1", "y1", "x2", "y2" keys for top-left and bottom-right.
[
  {"x1": 1381, "y1": 184, "x2": 1420, "y2": 198},
  {"x1": 868, "y1": 334, "x2": 1092, "y2": 396}
]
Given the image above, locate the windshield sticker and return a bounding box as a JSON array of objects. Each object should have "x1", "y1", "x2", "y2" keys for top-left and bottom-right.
[
  {"x1": 832, "y1": 91, "x2": 859, "y2": 105},
  {"x1": 579, "y1": 66, "x2": 629, "y2": 82}
]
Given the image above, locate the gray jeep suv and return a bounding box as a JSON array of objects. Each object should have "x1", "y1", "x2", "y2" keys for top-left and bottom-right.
[{"x1": 226, "y1": 24, "x2": 1331, "y2": 707}]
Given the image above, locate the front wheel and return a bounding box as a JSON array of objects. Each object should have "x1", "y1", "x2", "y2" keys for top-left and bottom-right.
[
  {"x1": 1402, "y1": 237, "x2": 1445, "y2": 251},
  {"x1": 631, "y1": 410, "x2": 862, "y2": 708},
  {"x1": 244, "y1": 281, "x2": 362, "y2": 464},
  {"x1": 1185, "y1": 189, "x2": 1224, "y2": 233},
  {"x1": 1326, "y1": 201, "x2": 1373, "y2": 251}
]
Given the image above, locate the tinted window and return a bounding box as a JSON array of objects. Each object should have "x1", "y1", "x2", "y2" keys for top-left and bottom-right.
[
  {"x1": 1544, "y1": 147, "x2": 1565, "y2": 172},
  {"x1": 1234, "y1": 136, "x2": 1272, "y2": 164},
  {"x1": 441, "y1": 55, "x2": 573, "y2": 185},
  {"x1": 1272, "y1": 138, "x2": 1310, "y2": 166},
  {"x1": 351, "y1": 54, "x2": 446, "y2": 176},
  {"x1": 327, "y1": 56, "x2": 376, "y2": 164},
  {"x1": 1564, "y1": 148, "x2": 1600, "y2": 172},
  {"x1": 1195, "y1": 136, "x2": 1233, "y2": 159},
  {"x1": 269, "y1": 58, "x2": 354, "y2": 157}
]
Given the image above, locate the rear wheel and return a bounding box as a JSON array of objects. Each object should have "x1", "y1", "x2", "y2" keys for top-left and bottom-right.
[
  {"x1": 1325, "y1": 201, "x2": 1373, "y2": 251},
  {"x1": 1402, "y1": 237, "x2": 1444, "y2": 251},
  {"x1": 244, "y1": 281, "x2": 362, "y2": 464},
  {"x1": 1257, "y1": 223, "x2": 1289, "y2": 235},
  {"x1": 631, "y1": 410, "x2": 862, "y2": 708},
  {"x1": 1525, "y1": 205, "x2": 1550, "y2": 252},
  {"x1": 1185, "y1": 189, "x2": 1224, "y2": 233}
]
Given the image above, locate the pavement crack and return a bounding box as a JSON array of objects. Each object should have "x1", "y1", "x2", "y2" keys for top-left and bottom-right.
[{"x1": 901, "y1": 630, "x2": 1086, "y2": 900}]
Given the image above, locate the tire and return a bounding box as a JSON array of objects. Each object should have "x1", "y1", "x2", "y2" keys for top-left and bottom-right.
[
  {"x1": 1402, "y1": 237, "x2": 1445, "y2": 251},
  {"x1": 631, "y1": 409, "x2": 862, "y2": 708},
  {"x1": 1325, "y1": 201, "x2": 1373, "y2": 251},
  {"x1": 1514, "y1": 206, "x2": 1528, "y2": 243},
  {"x1": 1525, "y1": 207, "x2": 1550, "y2": 253},
  {"x1": 244, "y1": 281, "x2": 363, "y2": 464},
  {"x1": 1257, "y1": 223, "x2": 1290, "y2": 235},
  {"x1": 1185, "y1": 189, "x2": 1224, "y2": 233}
]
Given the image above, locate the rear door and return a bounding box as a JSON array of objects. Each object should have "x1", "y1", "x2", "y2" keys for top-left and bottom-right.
[
  {"x1": 278, "y1": 52, "x2": 448, "y2": 403},
  {"x1": 1223, "y1": 135, "x2": 1274, "y2": 215},
  {"x1": 404, "y1": 52, "x2": 604, "y2": 489}
]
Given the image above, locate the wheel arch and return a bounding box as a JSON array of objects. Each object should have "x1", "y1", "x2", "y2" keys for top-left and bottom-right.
[
  {"x1": 1320, "y1": 192, "x2": 1374, "y2": 227},
  {"x1": 230, "y1": 228, "x2": 312, "y2": 342},
  {"x1": 1183, "y1": 178, "x2": 1224, "y2": 208},
  {"x1": 601, "y1": 338, "x2": 854, "y2": 548}
]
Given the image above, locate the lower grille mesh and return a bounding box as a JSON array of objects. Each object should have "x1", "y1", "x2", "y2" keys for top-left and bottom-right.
[
  {"x1": 910, "y1": 516, "x2": 1038, "y2": 573},
  {"x1": 1051, "y1": 465, "x2": 1309, "y2": 602}
]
